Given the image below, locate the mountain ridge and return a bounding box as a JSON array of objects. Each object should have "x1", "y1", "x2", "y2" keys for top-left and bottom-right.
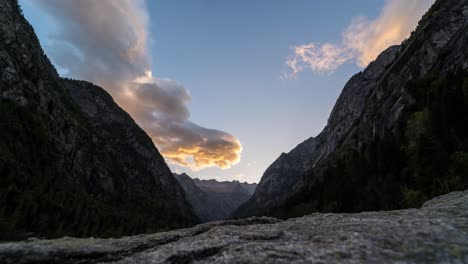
[
  {"x1": 174, "y1": 173, "x2": 256, "y2": 221},
  {"x1": 0, "y1": 0, "x2": 198, "y2": 240},
  {"x1": 234, "y1": 0, "x2": 468, "y2": 219}
]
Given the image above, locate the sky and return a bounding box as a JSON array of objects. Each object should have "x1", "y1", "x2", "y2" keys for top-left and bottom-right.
[{"x1": 20, "y1": 0, "x2": 434, "y2": 183}]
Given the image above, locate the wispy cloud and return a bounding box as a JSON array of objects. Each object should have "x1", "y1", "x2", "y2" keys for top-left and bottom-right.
[
  {"x1": 35, "y1": 0, "x2": 242, "y2": 170},
  {"x1": 285, "y1": 43, "x2": 352, "y2": 77},
  {"x1": 284, "y1": 0, "x2": 434, "y2": 78}
]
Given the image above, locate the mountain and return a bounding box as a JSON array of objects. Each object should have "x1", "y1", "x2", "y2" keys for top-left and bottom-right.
[
  {"x1": 174, "y1": 174, "x2": 256, "y2": 221},
  {"x1": 193, "y1": 178, "x2": 254, "y2": 220},
  {"x1": 193, "y1": 178, "x2": 255, "y2": 194},
  {"x1": 235, "y1": 0, "x2": 468, "y2": 219},
  {"x1": 1, "y1": 190, "x2": 467, "y2": 263},
  {"x1": 239, "y1": 182, "x2": 257, "y2": 195},
  {"x1": 0, "y1": 0, "x2": 198, "y2": 240}
]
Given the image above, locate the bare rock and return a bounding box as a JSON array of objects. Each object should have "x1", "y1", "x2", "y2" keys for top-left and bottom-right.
[{"x1": 1, "y1": 190, "x2": 467, "y2": 263}]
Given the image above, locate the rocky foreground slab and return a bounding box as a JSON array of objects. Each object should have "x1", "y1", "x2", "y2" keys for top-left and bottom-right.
[{"x1": 0, "y1": 190, "x2": 467, "y2": 263}]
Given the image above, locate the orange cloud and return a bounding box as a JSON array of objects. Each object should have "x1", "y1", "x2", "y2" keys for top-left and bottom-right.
[
  {"x1": 285, "y1": 0, "x2": 434, "y2": 77},
  {"x1": 162, "y1": 138, "x2": 243, "y2": 171},
  {"x1": 125, "y1": 73, "x2": 243, "y2": 170}
]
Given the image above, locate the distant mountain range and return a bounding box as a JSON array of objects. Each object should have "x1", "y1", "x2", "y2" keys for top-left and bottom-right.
[
  {"x1": 174, "y1": 174, "x2": 257, "y2": 221},
  {"x1": 193, "y1": 178, "x2": 257, "y2": 195}
]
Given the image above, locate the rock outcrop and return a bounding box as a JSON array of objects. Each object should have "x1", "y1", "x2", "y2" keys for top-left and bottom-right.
[
  {"x1": 0, "y1": 0, "x2": 198, "y2": 240},
  {"x1": 235, "y1": 0, "x2": 468, "y2": 219},
  {"x1": 1, "y1": 190, "x2": 467, "y2": 263},
  {"x1": 174, "y1": 174, "x2": 256, "y2": 221}
]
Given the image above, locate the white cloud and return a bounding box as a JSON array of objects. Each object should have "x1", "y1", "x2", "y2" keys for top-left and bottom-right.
[
  {"x1": 285, "y1": 43, "x2": 353, "y2": 78},
  {"x1": 284, "y1": 0, "x2": 434, "y2": 77}
]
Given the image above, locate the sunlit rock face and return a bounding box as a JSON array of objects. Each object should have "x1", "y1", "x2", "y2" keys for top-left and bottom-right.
[
  {"x1": 174, "y1": 173, "x2": 256, "y2": 222},
  {"x1": 0, "y1": 0, "x2": 198, "y2": 239},
  {"x1": 1, "y1": 190, "x2": 467, "y2": 263},
  {"x1": 235, "y1": 0, "x2": 468, "y2": 219}
]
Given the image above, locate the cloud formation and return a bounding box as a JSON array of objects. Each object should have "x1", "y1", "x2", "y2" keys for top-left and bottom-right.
[
  {"x1": 285, "y1": 0, "x2": 434, "y2": 77},
  {"x1": 35, "y1": 0, "x2": 242, "y2": 170}
]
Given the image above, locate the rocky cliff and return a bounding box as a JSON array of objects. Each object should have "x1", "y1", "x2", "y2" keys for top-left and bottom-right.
[
  {"x1": 0, "y1": 0, "x2": 198, "y2": 240},
  {"x1": 235, "y1": 0, "x2": 468, "y2": 219},
  {"x1": 174, "y1": 174, "x2": 256, "y2": 221},
  {"x1": 0, "y1": 189, "x2": 467, "y2": 263}
]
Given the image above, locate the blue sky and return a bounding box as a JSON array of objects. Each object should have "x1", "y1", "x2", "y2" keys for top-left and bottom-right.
[
  {"x1": 20, "y1": 0, "x2": 431, "y2": 183},
  {"x1": 144, "y1": 0, "x2": 384, "y2": 182}
]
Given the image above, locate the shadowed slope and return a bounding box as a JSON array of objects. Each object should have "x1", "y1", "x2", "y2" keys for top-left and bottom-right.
[{"x1": 0, "y1": 0, "x2": 198, "y2": 239}]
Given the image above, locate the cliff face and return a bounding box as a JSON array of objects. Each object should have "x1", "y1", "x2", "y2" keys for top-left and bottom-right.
[
  {"x1": 1, "y1": 190, "x2": 467, "y2": 263},
  {"x1": 235, "y1": 0, "x2": 468, "y2": 218},
  {"x1": 174, "y1": 174, "x2": 256, "y2": 222},
  {"x1": 0, "y1": 0, "x2": 197, "y2": 240}
]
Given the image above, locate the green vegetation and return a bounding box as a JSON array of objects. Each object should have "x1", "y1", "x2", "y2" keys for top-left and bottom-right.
[
  {"x1": 404, "y1": 70, "x2": 468, "y2": 197},
  {"x1": 0, "y1": 0, "x2": 200, "y2": 241},
  {"x1": 270, "y1": 70, "x2": 468, "y2": 218},
  {"x1": 0, "y1": 100, "x2": 194, "y2": 240}
]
